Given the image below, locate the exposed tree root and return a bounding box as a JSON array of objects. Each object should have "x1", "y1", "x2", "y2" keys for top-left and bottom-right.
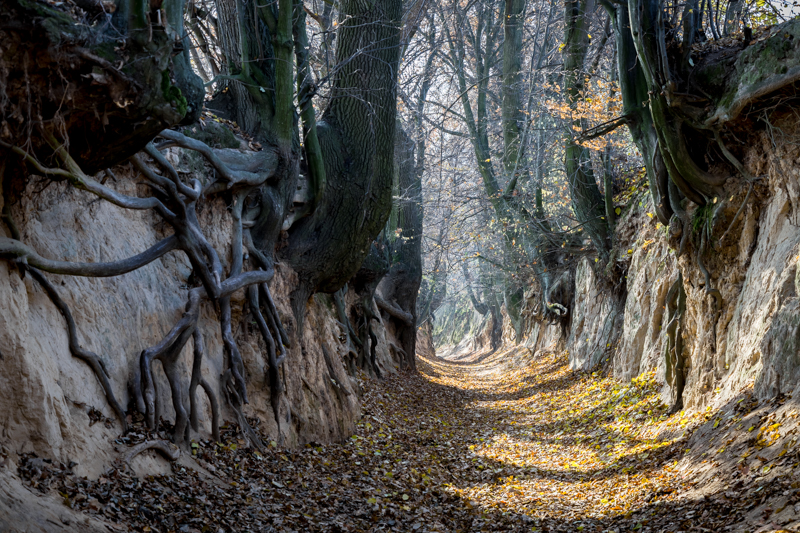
[
  {"x1": 139, "y1": 290, "x2": 201, "y2": 445},
  {"x1": 375, "y1": 295, "x2": 414, "y2": 326},
  {"x1": 668, "y1": 180, "x2": 692, "y2": 258},
  {"x1": 189, "y1": 329, "x2": 220, "y2": 443},
  {"x1": 719, "y1": 182, "x2": 753, "y2": 245},
  {"x1": 546, "y1": 302, "x2": 568, "y2": 317},
  {"x1": 334, "y1": 285, "x2": 362, "y2": 346},
  {"x1": 359, "y1": 295, "x2": 383, "y2": 379},
  {"x1": 27, "y1": 268, "x2": 128, "y2": 433},
  {"x1": 540, "y1": 267, "x2": 572, "y2": 322},
  {"x1": 222, "y1": 370, "x2": 266, "y2": 452},
  {"x1": 3, "y1": 127, "x2": 292, "y2": 445},
  {"x1": 0, "y1": 235, "x2": 179, "y2": 277},
  {"x1": 320, "y1": 344, "x2": 353, "y2": 401},
  {"x1": 697, "y1": 231, "x2": 722, "y2": 314},
  {"x1": 247, "y1": 284, "x2": 285, "y2": 426},
  {"x1": 664, "y1": 274, "x2": 687, "y2": 413},
  {"x1": 714, "y1": 131, "x2": 761, "y2": 246},
  {"x1": 121, "y1": 440, "x2": 180, "y2": 465},
  {"x1": 350, "y1": 242, "x2": 390, "y2": 378},
  {"x1": 332, "y1": 285, "x2": 362, "y2": 377}
]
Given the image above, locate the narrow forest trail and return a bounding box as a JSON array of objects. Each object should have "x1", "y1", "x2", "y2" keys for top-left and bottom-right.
[
  {"x1": 44, "y1": 346, "x2": 798, "y2": 532},
  {"x1": 412, "y1": 347, "x2": 686, "y2": 529}
]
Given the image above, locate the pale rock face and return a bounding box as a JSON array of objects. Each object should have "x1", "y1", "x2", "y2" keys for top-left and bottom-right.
[
  {"x1": 556, "y1": 121, "x2": 800, "y2": 414},
  {"x1": 523, "y1": 318, "x2": 563, "y2": 356},
  {"x1": 614, "y1": 208, "x2": 676, "y2": 383},
  {"x1": 567, "y1": 258, "x2": 624, "y2": 371},
  {"x1": 0, "y1": 163, "x2": 401, "y2": 487},
  {"x1": 716, "y1": 173, "x2": 800, "y2": 404}
]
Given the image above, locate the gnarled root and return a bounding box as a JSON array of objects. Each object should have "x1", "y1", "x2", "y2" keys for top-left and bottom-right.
[
  {"x1": 664, "y1": 274, "x2": 687, "y2": 413},
  {"x1": 321, "y1": 344, "x2": 353, "y2": 402},
  {"x1": 122, "y1": 440, "x2": 180, "y2": 465},
  {"x1": 139, "y1": 289, "x2": 202, "y2": 444},
  {"x1": 334, "y1": 284, "x2": 361, "y2": 347},
  {"x1": 333, "y1": 285, "x2": 361, "y2": 377},
  {"x1": 668, "y1": 179, "x2": 692, "y2": 257},
  {"x1": 188, "y1": 329, "x2": 220, "y2": 443},
  {"x1": 375, "y1": 295, "x2": 413, "y2": 326},
  {"x1": 220, "y1": 296, "x2": 248, "y2": 404},
  {"x1": 246, "y1": 284, "x2": 286, "y2": 427},
  {"x1": 3, "y1": 130, "x2": 291, "y2": 447},
  {"x1": 540, "y1": 268, "x2": 571, "y2": 322},
  {"x1": 357, "y1": 294, "x2": 382, "y2": 379},
  {"x1": 222, "y1": 369, "x2": 266, "y2": 452},
  {"x1": 27, "y1": 268, "x2": 128, "y2": 433},
  {"x1": 697, "y1": 231, "x2": 722, "y2": 314}
]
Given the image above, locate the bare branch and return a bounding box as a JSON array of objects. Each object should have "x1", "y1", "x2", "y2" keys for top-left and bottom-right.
[{"x1": 576, "y1": 115, "x2": 630, "y2": 142}]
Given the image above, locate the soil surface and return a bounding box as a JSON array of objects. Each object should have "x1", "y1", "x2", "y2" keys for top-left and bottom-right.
[{"x1": 15, "y1": 347, "x2": 800, "y2": 532}]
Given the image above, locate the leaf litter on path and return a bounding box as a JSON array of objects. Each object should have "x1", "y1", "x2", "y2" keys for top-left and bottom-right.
[{"x1": 16, "y1": 346, "x2": 800, "y2": 532}]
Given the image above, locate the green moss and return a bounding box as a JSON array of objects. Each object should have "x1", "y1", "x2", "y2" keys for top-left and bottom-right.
[
  {"x1": 183, "y1": 121, "x2": 240, "y2": 149},
  {"x1": 91, "y1": 42, "x2": 118, "y2": 63},
  {"x1": 16, "y1": 0, "x2": 80, "y2": 42},
  {"x1": 314, "y1": 293, "x2": 336, "y2": 313},
  {"x1": 691, "y1": 202, "x2": 714, "y2": 234},
  {"x1": 161, "y1": 70, "x2": 188, "y2": 117}
]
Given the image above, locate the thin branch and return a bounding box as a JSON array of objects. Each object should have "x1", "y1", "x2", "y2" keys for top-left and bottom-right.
[{"x1": 576, "y1": 115, "x2": 630, "y2": 142}]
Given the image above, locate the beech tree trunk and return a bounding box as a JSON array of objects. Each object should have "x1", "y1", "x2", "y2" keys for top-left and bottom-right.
[{"x1": 285, "y1": 0, "x2": 403, "y2": 311}]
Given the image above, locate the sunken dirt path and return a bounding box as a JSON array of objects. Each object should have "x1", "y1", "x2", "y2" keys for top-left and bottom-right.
[{"x1": 46, "y1": 347, "x2": 794, "y2": 532}]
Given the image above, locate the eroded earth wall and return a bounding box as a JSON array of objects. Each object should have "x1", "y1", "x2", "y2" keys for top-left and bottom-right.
[
  {"x1": 527, "y1": 116, "x2": 800, "y2": 413},
  {"x1": 0, "y1": 159, "x2": 404, "y2": 529}
]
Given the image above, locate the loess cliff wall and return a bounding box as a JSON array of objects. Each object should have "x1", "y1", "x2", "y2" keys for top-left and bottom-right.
[
  {"x1": 0, "y1": 155, "x2": 404, "y2": 530},
  {"x1": 514, "y1": 115, "x2": 800, "y2": 417}
]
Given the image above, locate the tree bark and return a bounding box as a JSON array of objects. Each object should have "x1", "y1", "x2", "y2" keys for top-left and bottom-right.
[
  {"x1": 285, "y1": 0, "x2": 403, "y2": 304},
  {"x1": 563, "y1": 0, "x2": 612, "y2": 261}
]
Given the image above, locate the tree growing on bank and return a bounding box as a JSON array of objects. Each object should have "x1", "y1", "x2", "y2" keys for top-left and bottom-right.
[{"x1": 0, "y1": 0, "x2": 414, "y2": 444}]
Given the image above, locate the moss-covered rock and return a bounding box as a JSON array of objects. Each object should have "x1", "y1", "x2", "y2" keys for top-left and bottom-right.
[{"x1": 180, "y1": 121, "x2": 241, "y2": 149}]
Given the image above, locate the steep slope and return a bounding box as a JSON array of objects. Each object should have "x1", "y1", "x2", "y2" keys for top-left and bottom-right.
[{"x1": 0, "y1": 147, "x2": 408, "y2": 529}]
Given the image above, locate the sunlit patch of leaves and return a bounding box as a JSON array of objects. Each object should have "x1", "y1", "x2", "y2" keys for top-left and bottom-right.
[{"x1": 14, "y1": 347, "x2": 800, "y2": 532}]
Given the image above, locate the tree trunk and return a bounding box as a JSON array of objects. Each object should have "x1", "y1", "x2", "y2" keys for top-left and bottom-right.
[
  {"x1": 285, "y1": 0, "x2": 403, "y2": 312},
  {"x1": 563, "y1": 0, "x2": 612, "y2": 262},
  {"x1": 379, "y1": 126, "x2": 424, "y2": 370}
]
